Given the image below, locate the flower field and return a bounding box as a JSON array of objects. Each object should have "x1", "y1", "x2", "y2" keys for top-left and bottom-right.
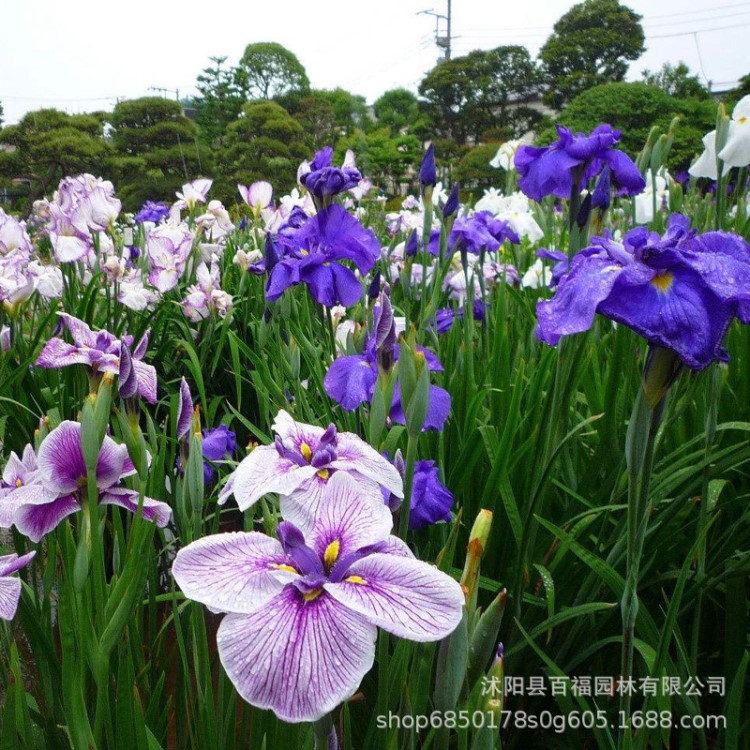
[{"x1": 0, "y1": 99, "x2": 749, "y2": 750}]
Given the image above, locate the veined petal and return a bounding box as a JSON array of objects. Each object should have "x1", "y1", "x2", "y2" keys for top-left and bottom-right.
[
  {"x1": 0, "y1": 577, "x2": 22, "y2": 620},
  {"x1": 37, "y1": 421, "x2": 88, "y2": 493},
  {"x1": 173, "y1": 532, "x2": 295, "y2": 614},
  {"x1": 302, "y1": 472, "x2": 393, "y2": 557},
  {"x1": 36, "y1": 339, "x2": 92, "y2": 369},
  {"x1": 221, "y1": 445, "x2": 317, "y2": 510},
  {"x1": 14, "y1": 495, "x2": 80, "y2": 543},
  {"x1": 325, "y1": 553, "x2": 464, "y2": 641},
  {"x1": 131, "y1": 359, "x2": 158, "y2": 404},
  {"x1": 279, "y1": 473, "x2": 330, "y2": 530},
  {"x1": 99, "y1": 487, "x2": 172, "y2": 527},
  {"x1": 323, "y1": 355, "x2": 377, "y2": 410},
  {"x1": 329, "y1": 432, "x2": 404, "y2": 499},
  {"x1": 217, "y1": 587, "x2": 376, "y2": 723},
  {"x1": 0, "y1": 551, "x2": 36, "y2": 577}
]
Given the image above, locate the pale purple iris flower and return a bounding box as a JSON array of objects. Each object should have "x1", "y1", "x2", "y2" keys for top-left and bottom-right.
[
  {"x1": 181, "y1": 259, "x2": 234, "y2": 322},
  {"x1": 0, "y1": 551, "x2": 36, "y2": 621},
  {"x1": 173, "y1": 472, "x2": 464, "y2": 723},
  {"x1": 145, "y1": 223, "x2": 194, "y2": 293},
  {"x1": 36, "y1": 313, "x2": 158, "y2": 403},
  {"x1": 0, "y1": 445, "x2": 39, "y2": 528},
  {"x1": 174, "y1": 179, "x2": 213, "y2": 211},
  {"x1": 219, "y1": 409, "x2": 403, "y2": 529},
  {"x1": 3, "y1": 421, "x2": 171, "y2": 543},
  {"x1": 0, "y1": 208, "x2": 33, "y2": 258},
  {"x1": 238, "y1": 182, "x2": 273, "y2": 210}
]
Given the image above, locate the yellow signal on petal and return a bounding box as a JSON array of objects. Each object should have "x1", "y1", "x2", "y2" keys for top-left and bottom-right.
[
  {"x1": 272, "y1": 563, "x2": 298, "y2": 574},
  {"x1": 345, "y1": 575, "x2": 367, "y2": 585},
  {"x1": 303, "y1": 588, "x2": 322, "y2": 602},
  {"x1": 300, "y1": 442, "x2": 313, "y2": 462},
  {"x1": 317, "y1": 469, "x2": 330, "y2": 480},
  {"x1": 324, "y1": 540, "x2": 340, "y2": 569},
  {"x1": 15, "y1": 478, "x2": 23, "y2": 488},
  {"x1": 651, "y1": 272, "x2": 674, "y2": 293}
]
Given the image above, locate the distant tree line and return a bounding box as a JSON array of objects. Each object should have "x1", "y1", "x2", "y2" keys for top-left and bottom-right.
[{"x1": 0, "y1": 2, "x2": 746, "y2": 211}]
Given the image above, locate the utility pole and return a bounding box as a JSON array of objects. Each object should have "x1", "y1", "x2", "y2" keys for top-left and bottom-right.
[
  {"x1": 149, "y1": 86, "x2": 180, "y2": 101},
  {"x1": 418, "y1": 0, "x2": 453, "y2": 61}
]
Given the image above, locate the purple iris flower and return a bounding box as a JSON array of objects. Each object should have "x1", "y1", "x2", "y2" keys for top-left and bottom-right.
[
  {"x1": 135, "y1": 201, "x2": 170, "y2": 224},
  {"x1": 299, "y1": 147, "x2": 362, "y2": 206},
  {"x1": 382, "y1": 456, "x2": 454, "y2": 530},
  {"x1": 202, "y1": 425, "x2": 238, "y2": 483},
  {"x1": 324, "y1": 308, "x2": 451, "y2": 431},
  {"x1": 536, "y1": 248, "x2": 570, "y2": 288},
  {"x1": 432, "y1": 212, "x2": 520, "y2": 256},
  {"x1": 433, "y1": 299, "x2": 487, "y2": 334},
  {"x1": 2, "y1": 421, "x2": 171, "y2": 542},
  {"x1": 173, "y1": 472, "x2": 464, "y2": 723},
  {"x1": 265, "y1": 205, "x2": 380, "y2": 307},
  {"x1": 36, "y1": 313, "x2": 158, "y2": 403},
  {"x1": 419, "y1": 144, "x2": 437, "y2": 188},
  {"x1": 514, "y1": 124, "x2": 645, "y2": 202},
  {"x1": 0, "y1": 551, "x2": 35, "y2": 621},
  {"x1": 536, "y1": 214, "x2": 750, "y2": 369},
  {"x1": 219, "y1": 409, "x2": 403, "y2": 529}
]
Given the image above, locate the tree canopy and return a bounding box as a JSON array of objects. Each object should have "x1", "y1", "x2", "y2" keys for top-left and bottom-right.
[
  {"x1": 540, "y1": 0, "x2": 645, "y2": 109},
  {"x1": 642, "y1": 62, "x2": 709, "y2": 100},
  {"x1": 239, "y1": 42, "x2": 310, "y2": 101},
  {"x1": 419, "y1": 46, "x2": 542, "y2": 143}
]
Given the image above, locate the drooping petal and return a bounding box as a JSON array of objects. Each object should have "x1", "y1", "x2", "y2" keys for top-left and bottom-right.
[
  {"x1": 14, "y1": 495, "x2": 81, "y2": 543},
  {"x1": 221, "y1": 445, "x2": 317, "y2": 511},
  {"x1": 325, "y1": 553, "x2": 464, "y2": 641},
  {"x1": 35, "y1": 339, "x2": 92, "y2": 369},
  {"x1": 99, "y1": 487, "x2": 172, "y2": 527},
  {"x1": 217, "y1": 587, "x2": 376, "y2": 723},
  {"x1": 535, "y1": 253, "x2": 624, "y2": 346},
  {"x1": 279, "y1": 473, "x2": 331, "y2": 530},
  {"x1": 329, "y1": 432, "x2": 404, "y2": 500},
  {"x1": 172, "y1": 532, "x2": 296, "y2": 614},
  {"x1": 323, "y1": 355, "x2": 377, "y2": 410}
]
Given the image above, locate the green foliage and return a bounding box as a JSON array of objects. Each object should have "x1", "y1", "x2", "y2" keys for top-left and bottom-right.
[
  {"x1": 220, "y1": 100, "x2": 307, "y2": 196},
  {"x1": 642, "y1": 61, "x2": 709, "y2": 100},
  {"x1": 193, "y1": 56, "x2": 248, "y2": 146},
  {"x1": 418, "y1": 46, "x2": 542, "y2": 143},
  {"x1": 724, "y1": 73, "x2": 750, "y2": 108},
  {"x1": 239, "y1": 42, "x2": 310, "y2": 101},
  {"x1": 279, "y1": 88, "x2": 370, "y2": 150},
  {"x1": 336, "y1": 127, "x2": 421, "y2": 194},
  {"x1": 0, "y1": 100, "x2": 4, "y2": 129},
  {"x1": 109, "y1": 97, "x2": 207, "y2": 209},
  {"x1": 0, "y1": 108, "x2": 109, "y2": 201},
  {"x1": 540, "y1": 0, "x2": 645, "y2": 108},
  {"x1": 373, "y1": 88, "x2": 430, "y2": 136},
  {"x1": 453, "y1": 143, "x2": 503, "y2": 194}
]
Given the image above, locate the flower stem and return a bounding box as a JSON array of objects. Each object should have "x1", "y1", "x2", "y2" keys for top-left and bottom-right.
[
  {"x1": 398, "y1": 435, "x2": 419, "y2": 539},
  {"x1": 618, "y1": 368, "x2": 669, "y2": 749},
  {"x1": 312, "y1": 713, "x2": 337, "y2": 749}
]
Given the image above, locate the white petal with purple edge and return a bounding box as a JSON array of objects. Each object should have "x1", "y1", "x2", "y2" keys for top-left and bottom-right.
[
  {"x1": 272, "y1": 409, "x2": 324, "y2": 445},
  {"x1": 0, "y1": 551, "x2": 36, "y2": 577},
  {"x1": 173, "y1": 532, "x2": 296, "y2": 614},
  {"x1": 222, "y1": 445, "x2": 317, "y2": 510},
  {"x1": 300, "y1": 472, "x2": 392, "y2": 557},
  {"x1": 14, "y1": 495, "x2": 81, "y2": 543},
  {"x1": 37, "y1": 421, "x2": 88, "y2": 493},
  {"x1": 131, "y1": 359, "x2": 158, "y2": 404},
  {"x1": 217, "y1": 587, "x2": 376, "y2": 722},
  {"x1": 0, "y1": 577, "x2": 22, "y2": 620},
  {"x1": 99, "y1": 488, "x2": 172, "y2": 527},
  {"x1": 330, "y1": 432, "x2": 404, "y2": 499},
  {"x1": 325, "y1": 553, "x2": 464, "y2": 641}
]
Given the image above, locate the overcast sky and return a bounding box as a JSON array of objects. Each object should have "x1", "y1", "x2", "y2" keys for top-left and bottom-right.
[{"x1": 1, "y1": 0, "x2": 747, "y2": 125}]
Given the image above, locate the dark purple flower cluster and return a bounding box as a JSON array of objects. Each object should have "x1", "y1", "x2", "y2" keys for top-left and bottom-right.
[
  {"x1": 300, "y1": 147, "x2": 361, "y2": 203},
  {"x1": 266, "y1": 205, "x2": 380, "y2": 307},
  {"x1": 514, "y1": 124, "x2": 645, "y2": 202},
  {"x1": 135, "y1": 201, "x2": 170, "y2": 224},
  {"x1": 536, "y1": 215, "x2": 750, "y2": 369}
]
